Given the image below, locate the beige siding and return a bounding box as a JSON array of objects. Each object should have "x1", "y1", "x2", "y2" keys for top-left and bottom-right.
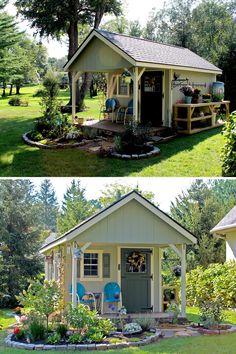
[
  {"x1": 75, "y1": 199, "x2": 190, "y2": 245},
  {"x1": 70, "y1": 37, "x2": 131, "y2": 73},
  {"x1": 226, "y1": 232, "x2": 236, "y2": 261},
  {"x1": 172, "y1": 70, "x2": 216, "y2": 104}
]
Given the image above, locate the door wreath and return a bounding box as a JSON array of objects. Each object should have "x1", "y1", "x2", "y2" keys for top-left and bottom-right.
[{"x1": 127, "y1": 251, "x2": 145, "y2": 272}]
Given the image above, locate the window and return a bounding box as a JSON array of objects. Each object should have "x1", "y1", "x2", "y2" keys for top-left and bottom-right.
[
  {"x1": 84, "y1": 253, "x2": 98, "y2": 276},
  {"x1": 117, "y1": 76, "x2": 130, "y2": 97}
]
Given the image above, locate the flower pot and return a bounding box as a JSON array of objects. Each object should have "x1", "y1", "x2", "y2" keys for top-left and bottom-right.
[{"x1": 185, "y1": 96, "x2": 192, "y2": 104}]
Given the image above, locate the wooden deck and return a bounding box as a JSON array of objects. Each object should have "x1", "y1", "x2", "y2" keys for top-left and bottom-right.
[{"x1": 82, "y1": 119, "x2": 168, "y2": 136}]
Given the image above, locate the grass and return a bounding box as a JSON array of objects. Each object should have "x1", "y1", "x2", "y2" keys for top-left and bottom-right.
[
  {"x1": 0, "y1": 307, "x2": 236, "y2": 353},
  {"x1": 0, "y1": 85, "x2": 224, "y2": 177}
]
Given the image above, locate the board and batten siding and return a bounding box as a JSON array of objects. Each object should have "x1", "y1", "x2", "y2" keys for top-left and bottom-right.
[
  {"x1": 73, "y1": 199, "x2": 191, "y2": 245},
  {"x1": 225, "y1": 232, "x2": 236, "y2": 261},
  {"x1": 70, "y1": 37, "x2": 131, "y2": 73}
]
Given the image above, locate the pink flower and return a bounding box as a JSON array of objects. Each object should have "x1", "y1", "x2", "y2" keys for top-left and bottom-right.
[{"x1": 20, "y1": 315, "x2": 28, "y2": 322}]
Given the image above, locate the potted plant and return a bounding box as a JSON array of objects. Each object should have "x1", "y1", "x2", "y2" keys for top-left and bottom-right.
[
  {"x1": 180, "y1": 85, "x2": 193, "y2": 104},
  {"x1": 202, "y1": 93, "x2": 211, "y2": 103}
]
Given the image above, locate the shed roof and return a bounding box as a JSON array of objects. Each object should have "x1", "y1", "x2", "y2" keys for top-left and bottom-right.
[
  {"x1": 65, "y1": 29, "x2": 221, "y2": 74},
  {"x1": 211, "y1": 206, "x2": 236, "y2": 234},
  {"x1": 40, "y1": 190, "x2": 196, "y2": 253}
]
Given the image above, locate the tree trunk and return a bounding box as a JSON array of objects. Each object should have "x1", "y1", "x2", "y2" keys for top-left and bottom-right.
[
  {"x1": 67, "y1": 20, "x2": 79, "y2": 110},
  {"x1": 2, "y1": 81, "x2": 6, "y2": 97},
  {"x1": 9, "y1": 84, "x2": 13, "y2": 96},
  {"x1": 16, "y1": 84, "x2": 21, "y2": 95}
]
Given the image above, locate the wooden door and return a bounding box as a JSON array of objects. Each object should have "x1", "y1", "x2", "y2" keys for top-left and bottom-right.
[
  {"x1": 121, "y1": 249, "x2": 152, "y2": 313},
  {"x1": 141, "y1": 71, "x2": 163, "y2": 126}
]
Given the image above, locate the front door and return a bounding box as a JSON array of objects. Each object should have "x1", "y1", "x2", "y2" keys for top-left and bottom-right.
[
  {"x1": 121, "y1": 249, "x2": 152, "y2": 313},
  {"x1": 141, "y1": 71, "x2": 163, "y2": 126}
]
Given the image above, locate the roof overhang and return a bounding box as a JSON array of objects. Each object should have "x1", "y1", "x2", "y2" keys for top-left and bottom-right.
[
  {"x1": 211, "y1": 223, "x2": 236, "y2": 237},
  {"x1": 40, "y1": 191, "x2": 197, "y2": 254},
  {"x1": 64, "y1": 29, "x2": 222, "y2": 75}
]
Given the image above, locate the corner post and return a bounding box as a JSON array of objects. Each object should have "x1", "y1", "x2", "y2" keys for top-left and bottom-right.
[
  {"x1": 181, "y1": 244, "x2": 186, "y2": 317},
  {"x1": 72, "y1": 74, "x2": 76, "y2": 123},
  {"x1": 157, "y1": 247, "x2": 162, "y2": 312},
  {"x1": 133, "y1": 67, "x2": 139, "y2": 122},
  {"x1": 71, "y1": 243, "x2": 77, "y2": 308}
]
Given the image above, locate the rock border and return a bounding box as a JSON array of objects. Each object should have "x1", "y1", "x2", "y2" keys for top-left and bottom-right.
[
  {"x1": 5, "y1": 330, "x2": 161, "y2": 351},
  {"x1": 22, "y1": 132, "x2": 89, "y2": 150},
  {"x1": 187, "y1": 324, "x2": 236, "y2": 335},
  {"x1": 111, "y1": 146, "x2": 160, "y2": 160}
]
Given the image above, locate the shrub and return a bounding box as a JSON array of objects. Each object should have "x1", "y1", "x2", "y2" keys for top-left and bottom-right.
[
  {"x1": 33, "y1": 88, "x2": 45, "y2": 97},
  {"x1": 55, "y1": 323, "x2": 68, "y2": 338},
  {"x1": 166, "y1": 303, "x2": 180, "y2": 324},
  {"x1": 186, "y1": 262, "x2": 236, "y2": 324},
  {"x1": 29, "y1": 131, "x2": 44, "y2": 142},
  {"x1": 34, "y1": 113, "x2": 69, "y2": 139},
  {"x1": 68, "y1": 332, "x2": 83, "y2": 344},
  {"x1": 135, "y1": 318, "x2": 156, "y2": 331},
  {"x1": 13, "y1": 327, "x2": 25, "y2": 340},
  {"x1": 46, "y1": 332, "x2": 61, "y2": 344},
  {"x1": 86, "y1": 331, "x2": 104, "y2": 343},
  {"x1": 27, "y1": 318, "x2": 46, "y2": 342},
  {"x1": 123, "y1": 322, "x2": 142, "y2": 333},
  {"x1": 17, "y1": 278, "x2": 63, "y2": 334},
  {"x1": 8, "y1": 97, "x2": 29, "y2": 107},
  {"x1": 221, "y1": 111, "x2": 236, "y2": 176}
]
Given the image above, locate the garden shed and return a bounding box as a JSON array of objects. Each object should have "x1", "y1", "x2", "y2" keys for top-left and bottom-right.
[
  {"x1": 40, "y1": 191, "x2": 196, "y2": 317},
  {"x1": 211, "y1": 206, "x2": 236, "y2": 261},
  {"x1": 64, "y1": 29, "x2": 225, "y2": 133}
]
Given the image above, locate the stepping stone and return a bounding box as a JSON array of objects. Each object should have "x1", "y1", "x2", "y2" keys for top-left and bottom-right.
[{"x1": 175, "y1": 331, "x2": 191, "y2": 337}]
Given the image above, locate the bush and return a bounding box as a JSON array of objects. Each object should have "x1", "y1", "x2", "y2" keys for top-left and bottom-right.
[
  {"x1": 29, "y1": 131, "x2": 44, "y2": 142},
  {"x1": 123, "y1": 322, "x2": 142, "y2": 333},
  {"x1": 34, "y1": 113, "x2": 69, "y2": 139},
  {"x1": 221, "y1": 111, "x2": 236, "y2": 176},
  {"x1": 8, "y1": 97, "x2": 29, "y2": 107},
  {"x1": 55, "y1": 323, "x2": 68, "y2": 338},
  {"x1": 13, "y1": 327, "x2": 25, "y2": 340},
  {"x1": 68, "y1": 332, "x2": 83, "y2": 344},
  {"x1": 135, "y1": 318, "x2": 156, "y2": 331},
  {"x1": 27, "y1": 318, "x2": 45, "y2": 342},
  {"x1": 46, "y1": 332, "x2": 61, "y2": 344},
  {"x1": 33, "y1": 89, "x2": 45, "y2": 97},
  {"x1": 186, "y1": 262, "x2": 236, "y2": 324}
]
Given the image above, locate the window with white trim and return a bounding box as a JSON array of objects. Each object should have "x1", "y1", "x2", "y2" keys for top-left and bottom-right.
[
  {"x1": 117, "y1": 76, "x2": 130, "y2": 97},
  {"x1": 84, "y1": 253, "x2": 99, "y2": 276}
]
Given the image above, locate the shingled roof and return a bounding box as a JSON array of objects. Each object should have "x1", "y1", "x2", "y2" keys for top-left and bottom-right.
[
  {"x1": 95, "y1": 30, "x2": 221, "y2": 73},
  {"x1": 211, "y1": 206, "x2": 236, "y2": 233}
]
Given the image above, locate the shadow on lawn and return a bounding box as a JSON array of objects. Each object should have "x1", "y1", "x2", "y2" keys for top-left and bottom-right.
[{"x1": 7, "y1": 127, "x2": 223, "y2": 177}]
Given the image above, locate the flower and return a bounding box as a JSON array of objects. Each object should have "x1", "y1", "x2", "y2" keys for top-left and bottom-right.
[
  {"x1": 180, "y1": 85, "x2": 193, "y2": 97},
  {"x1": 20, "y1": 315, "x2": 28, "y2": 323},
  {"x1": 13, "y1": 327, "x2": 21, "y2": 335}
]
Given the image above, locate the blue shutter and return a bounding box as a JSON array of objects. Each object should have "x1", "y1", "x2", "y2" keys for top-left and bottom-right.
[{"x1": 103, "y1": 253, "x2": 110, "y2": 278}]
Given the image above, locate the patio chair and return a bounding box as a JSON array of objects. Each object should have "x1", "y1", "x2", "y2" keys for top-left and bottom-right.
[
  {"x1": 101, "y1": 282, "x2": 122, "y2": 314},
  {"x1": 70, "y1": 282, "x2": 96, "y2": 310},
  {"x1": 100, "y1": 98, "x2": 119, "y2": 122},
  {"x1": 116, "y1": 99, "x2": 133, "y2": 125}
]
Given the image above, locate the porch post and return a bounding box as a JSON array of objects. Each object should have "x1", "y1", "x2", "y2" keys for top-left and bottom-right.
[
  {"x1": 181, "y1": 244, "x2": 186, "y2": 317},
  {"x1": 45, "y1": 257, "x2": 49, "y2": 281},
  {"x1": 133, "y1": 67, "x2": 139, "y2": 122},
  {"x1": 157, "y1": 247, "x2": 162, "y2": 312},
  {"x1": 71, "y1": 243, "x2": 77, "y2": 308},
  {"x1": 72, "y1": 74, "x2": 76, "y2": 123}
]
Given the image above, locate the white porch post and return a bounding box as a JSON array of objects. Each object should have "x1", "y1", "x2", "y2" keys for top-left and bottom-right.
[
  {"x1": 71, "y1": 243, "x2": 77, "y2": 308},
  {"x1": 181, "y1": 244, "x2": 186, "y2": 317},
  {"x1": 157, "y1": 247, "x2": 162, "y2": 312},
  {"x1": 72, "y1": 72, "x2": 81, "y2": 123},
  {"x1": 45, "y1": 258, "x2": 49, "y2": 281},
  {"x1": 133, "y1": 67, "x2": 139, "y2": 122}
]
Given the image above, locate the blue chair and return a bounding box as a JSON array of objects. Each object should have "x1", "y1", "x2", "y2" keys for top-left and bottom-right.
[
  {"x1": 116, "y1": 99, "x2": 133, "y2": 124},
  {"x1": 102, "y1": 282, "x2": 122, "y2": 314},
  {"x1": 100, "y1": 98, "x2": 119, "y2": 122},
  {"x1": 70, "y1": 283, "x2": 96, "y2": 310}
]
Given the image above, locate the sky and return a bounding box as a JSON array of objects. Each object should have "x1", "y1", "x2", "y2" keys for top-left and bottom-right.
[
  {"x1": 6, "y1": 0, "x2": 165, "y2": 58},
  {"x1": 31, "y1": 177, "x2": 196, "y2": 212}
]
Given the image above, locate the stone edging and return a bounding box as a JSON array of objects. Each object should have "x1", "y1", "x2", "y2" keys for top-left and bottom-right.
[
  {"x1": 187, "y1": 324, "x2": 236, "y2": 335},
  {"x1": 5, "y1": 330, "x2": 161, "y2": 351},
  {"x1": 111, "y1": 146, "x2": 160, "y2": 160},
  {"x1": 22, "y1": 132, "x2": 87, "y2": 149}
]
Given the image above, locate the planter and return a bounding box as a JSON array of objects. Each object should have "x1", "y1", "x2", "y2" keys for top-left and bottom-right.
[
  {"x1": 212, "y1": 81, "x2": 224, "y2": 102},
  {"x1": 185, "y1": 96, "x2": 192, "y2": 104}
]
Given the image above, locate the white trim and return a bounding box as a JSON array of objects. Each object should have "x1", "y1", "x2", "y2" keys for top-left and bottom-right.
[
  {"x1": 211, "y1": 223, "x2": 236, "y2": 234},
  {"x1": 181, "y1": 244, "x2": 186, "y2": 317},
  {"x1": 162, "y1": 70, "x2": 165, "y2": 125},
  {"x1": 157, "y1": 248, "x2": 162, "y2": 312},
  {"x1": 136, "y1": 61, "x2": 222, "y2": 75},
  {"x1": 79, "y1": 250, "x2": 103, "y2": 281},
  {"x1": 40, "y1": 192, "x2": 196, "y2": 253}
]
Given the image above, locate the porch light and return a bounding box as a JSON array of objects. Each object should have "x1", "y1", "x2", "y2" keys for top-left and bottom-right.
[
  {"x1": 121, "y1": 68, "x2": 132, "y2": 84},
  {"x1": 74, "y1": 248, "x2": 83, "y2": 259}
]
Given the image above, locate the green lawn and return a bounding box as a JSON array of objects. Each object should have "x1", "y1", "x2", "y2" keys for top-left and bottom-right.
[
  {"x1": 0, "y1": 85, "x2": 224, "y2": 177},
  {"x1": 0, "y1": 307, "x2": 236, "y2": 353}
]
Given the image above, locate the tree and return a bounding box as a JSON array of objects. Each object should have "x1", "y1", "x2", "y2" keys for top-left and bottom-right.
[
  {"x1": 0, "y1": 180, "x2": 43, "y2": 307},
  {"x1": 15, "y1": 0, "x2": 122, "y2": 109},
  {"x1": 98, "y1": 183, "x2": 155, "y2": 209},
  {"x1": 170, "y1": 179, "x2": 236, "y2": 268},
  {"x1": 57, "y1": 180, "x2": 97, "y2": 235},
  {"x1": 37, "y1": 179, "x2": 59, "y2": 232}
]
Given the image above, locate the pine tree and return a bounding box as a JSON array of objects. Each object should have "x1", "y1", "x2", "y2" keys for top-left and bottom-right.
[
  {"x1": 57, "y1": 180, "x2": 97, "y2": 235},
  {"x1": 0, "y1": 180, "x2": 43, "y2": 307},
  {"x1": 37, "y1": 179, "x2": 59, "y2": 232}
]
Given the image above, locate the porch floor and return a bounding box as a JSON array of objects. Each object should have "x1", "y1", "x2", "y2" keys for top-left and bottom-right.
[{"x1": 82, "y1": 119, "x2": 168, "y2": 136}]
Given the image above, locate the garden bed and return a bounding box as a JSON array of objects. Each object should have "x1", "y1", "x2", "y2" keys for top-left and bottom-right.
[
  {"x1": 5, "y1": 329, "x2": 161, "y2": 350},
  {"x1": 111, "y1": 144, "x2": 160, "y2": 160},
  {"x1": 188, "y1": 323, "x2": 236, "y2": 335}
]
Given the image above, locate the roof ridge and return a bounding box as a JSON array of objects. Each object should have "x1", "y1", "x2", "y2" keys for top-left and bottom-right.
[{"x1": 96, "y1": 29, "x2": 187, "y2": 50}]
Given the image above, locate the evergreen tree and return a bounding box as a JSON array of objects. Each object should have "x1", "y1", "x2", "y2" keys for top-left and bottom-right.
[
  {"x1": 57, "y1": 180, "x2": 97, "y2": 235},
  {"x1": 0, "y1": 180, "x2": 43, "y2": 307},
  {"x1": 37, "y1": 179, "x2": 59, "y2": 232}
]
